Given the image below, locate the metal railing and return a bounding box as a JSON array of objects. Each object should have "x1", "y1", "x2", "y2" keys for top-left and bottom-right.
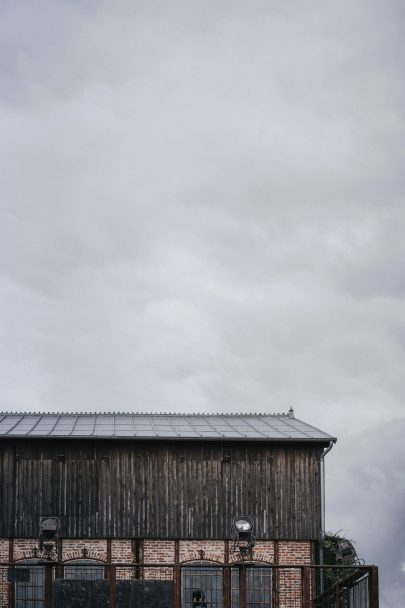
[
  {"x1": 0, "y1": 561, "x2": 378, "y2": 608},
  {"x1": 314, "y1": 565, "x2": 378, "y2": 608}
]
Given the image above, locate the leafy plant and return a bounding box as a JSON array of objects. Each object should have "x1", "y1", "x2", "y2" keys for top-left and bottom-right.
[{"x1": 322, "y1": 532, "x2": 359, "y2": 591}]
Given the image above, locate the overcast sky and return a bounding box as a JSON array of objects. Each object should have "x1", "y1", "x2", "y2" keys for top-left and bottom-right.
[{"x1": 1, "y1": 1, "x2": 404, "y2": 605}]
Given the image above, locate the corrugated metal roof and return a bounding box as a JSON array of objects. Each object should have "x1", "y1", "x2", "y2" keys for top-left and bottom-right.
[{"x1": 0, "y1": 410, "x2": 336, "y2": 442}]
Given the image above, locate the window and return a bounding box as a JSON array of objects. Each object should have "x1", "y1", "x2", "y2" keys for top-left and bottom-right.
[
  {"x1": 14, "y1": 561, "x2": 45, "y2": 608},
  {"x1": 182, "y1": 560, "x2": 223, "y2": 608},
  {"x1": 64, "y1": 559, "x2": 105, "y2": 580},
  {"x1": 232, "y1": 565, "x2": 273, "y2": 608}
]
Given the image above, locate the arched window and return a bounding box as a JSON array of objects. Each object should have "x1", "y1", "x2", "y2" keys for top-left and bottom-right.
[
  {"x1": 181, "y1": 560, "x2": 223, "y2": 608},
  {"x1": 64, "y1": 559, "x2": 105, "y2": 580},
  {"x1": 231, "y1": 563, "x2": 274, "y2": 608},
  {"x1": 13, "y1": 560, "x2": 45, "y2": 608}
]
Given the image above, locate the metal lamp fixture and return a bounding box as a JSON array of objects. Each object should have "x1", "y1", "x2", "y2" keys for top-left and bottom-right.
[
  {"x1": 336, "y1": 539, "x2": 359, "y2": 566},
  {"x1": 38, "y1": 517, "x2": 60, "y2": 559},
  {"x1": 231, "y1": 515, "x2": 255, "y2": 560}
]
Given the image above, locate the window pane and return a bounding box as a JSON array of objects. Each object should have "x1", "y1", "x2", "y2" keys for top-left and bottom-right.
[
  {"x1": 182, "y1": 561, "x2": 222, "y2": 608},
  {"x1": 64, "y1": 560, "x2": 104, "y2": 580},
  {"x1": 232, "y1": 567, "x2": 273, "y2": 608},
  {"x1": 15, "y1": 564, "x2": 45, "y2": 608}
]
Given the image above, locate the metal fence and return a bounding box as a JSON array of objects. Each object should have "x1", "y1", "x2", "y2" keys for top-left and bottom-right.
[
  {"x1": 0, "y1": 562, "x2": 378, "y2": 608},
  {"x1": 314, "y1": 566, "x2": 378, "y2": 608}
]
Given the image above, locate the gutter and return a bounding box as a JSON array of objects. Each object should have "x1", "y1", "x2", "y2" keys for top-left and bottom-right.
[{"x1": 319, "y1": 440, "x2": 335, "y2": 593}]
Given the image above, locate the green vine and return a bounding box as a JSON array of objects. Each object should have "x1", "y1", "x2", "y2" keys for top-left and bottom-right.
[
  {"x1": 323, "y1": 531, "x2": 356, "y2": 565},
  {"x1": 322, "y1": 532, "x2": 358, "y2": 590}
]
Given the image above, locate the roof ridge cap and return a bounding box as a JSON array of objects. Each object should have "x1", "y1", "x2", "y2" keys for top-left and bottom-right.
[{"x1": 0, "y1": 411, "x2": 292, "y2": 417}]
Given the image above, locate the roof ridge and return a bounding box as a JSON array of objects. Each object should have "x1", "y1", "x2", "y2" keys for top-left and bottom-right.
[{"x1": 0, "y1": 411, "x2": 292, "y2": 417}]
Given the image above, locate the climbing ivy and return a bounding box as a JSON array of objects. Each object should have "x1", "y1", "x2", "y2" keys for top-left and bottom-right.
[{"x1": 323, "y1": 531, "x2": 355, "y2": 565}]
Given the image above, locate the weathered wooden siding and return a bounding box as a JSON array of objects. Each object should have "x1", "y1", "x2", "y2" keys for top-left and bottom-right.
[{"x1": 0, "y1": 440, "x2": 322, "y2": 540}]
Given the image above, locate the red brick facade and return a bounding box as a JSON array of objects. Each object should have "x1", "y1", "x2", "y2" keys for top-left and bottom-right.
[
  {"x1": 0, "y1": 537, "x2": 314, "y2": 608},
  {"x1": 2, "y1": 537, "x2": 312, "y2": 565}
]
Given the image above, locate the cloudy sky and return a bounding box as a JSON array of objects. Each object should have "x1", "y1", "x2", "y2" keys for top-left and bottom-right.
[{"x1": 1, "y1": 0, "x2": 404, "y2": 604}]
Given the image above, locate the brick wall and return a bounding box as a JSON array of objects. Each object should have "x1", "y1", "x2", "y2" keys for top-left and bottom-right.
[
  {"x1": 0, "y1": 540, "x2": 8, "y2": 608},
  {"x1": 277, "y1": 542, "x2": 312, "y2": 608},
  {"x1": 111, "y1": 540, "x2": 133, "y2": 563},
  {"x1": 143, "y1": 540, "x2": 175, "y2": 563},
  {"x1": 0, "y1": 537, "x2": 313, "y2": 605},
  {"x1": 179, "y1": 540, "x2": 225, "y2": 563},
  {"x1": 13, "y1": 539, "x2": 38, "y2": 561},
  {"x1": 143, "y1": 540, "x2": 175, "y2": 580},
  {"x1": 0, "y1": 541, "x2": 8, "y2": 561},
  {"x1": 229, "y1": 540, "x2": 276, "y2": 564},
  {"x1": 62, "y1": 539, "x2": 108, "y2": 561},
  {"x1": 2, "y1": 536, "x2": 313, "y2": 565},
  {"x1": 278, "y1": 541, "x2": 311, "y2": 564}
]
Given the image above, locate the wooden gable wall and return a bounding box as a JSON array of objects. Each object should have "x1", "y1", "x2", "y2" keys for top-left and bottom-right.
[{"x1": 0, "y1": 439, "x2": 323, "y2": 540}]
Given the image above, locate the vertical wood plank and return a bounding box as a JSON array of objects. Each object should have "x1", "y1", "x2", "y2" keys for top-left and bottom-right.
[{"x1": 2, "y1": 438, "x2": 324, "y2": 540}]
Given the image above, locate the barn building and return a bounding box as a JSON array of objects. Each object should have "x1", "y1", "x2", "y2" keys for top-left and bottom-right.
[{"x1": 0, "y1": 410, "x2": 378, "y2": 608}]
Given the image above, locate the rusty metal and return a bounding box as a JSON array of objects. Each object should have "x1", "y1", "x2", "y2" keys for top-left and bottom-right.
[
  {"x1": 44, "y1": 563, "x2": 52, "y2": 608},
  {"x1": 105, "y1": 539, "x2": 112, "y2": 580},
  {"x1": 238, "y1": 565, "x2": 246, "y2": 608},
  {"x1": 223, "y1": 567, "x2": 231, "y2": 608},
  {"x1": 133, "y1": 539, "x2": 142, "y2": 580},
  {"x1": 109, "y1": 564, "x2": 116, "y2": 608},
  {"x1": 8, "y1": 540, "x2": 14, "y2": 608},
  {"x1": 369, "y1": 566, "x2": 379, "y2": 608},
  {"x1": 302, "y1": 566, "x2": 311, "y2": 608},
  {"x1": 0, "y1": 561, "x2": 379, "y2": 608},
  {"x1": 223, "y1": 541, "x2": 231, "y2": 608},
  {"x1": 173, "y1": 564, "x2": 181, "y2": 608}
]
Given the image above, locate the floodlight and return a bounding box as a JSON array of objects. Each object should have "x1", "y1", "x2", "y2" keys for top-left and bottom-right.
[
  {"x1": 231, "y1": 515, "x2": 255, "y2": 560},
  {"x1": 38, "y1": 517, "x2": 60, "y2": 558},
  {"x1": 336, "y1": 540, "x2": 358, "y2": 565},
  {"x1": 40, "y1": 517, "x2": 60, "y2": 539},
  {"x1": 234, "y1": 517, "x2": 253, "y2": 533}
]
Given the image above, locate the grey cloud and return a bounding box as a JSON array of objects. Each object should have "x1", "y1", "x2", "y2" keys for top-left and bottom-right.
[
  {"x1": 327, "y1": 421, "x2": 405, "y2": 608},
  {"x1": 0, "y1": 0, "x2": 404, "y2": 604}
]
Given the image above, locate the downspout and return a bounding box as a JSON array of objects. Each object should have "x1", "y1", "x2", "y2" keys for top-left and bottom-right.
[{"x1": 319, "y1": 440, "x2": 334, "y2": 594}]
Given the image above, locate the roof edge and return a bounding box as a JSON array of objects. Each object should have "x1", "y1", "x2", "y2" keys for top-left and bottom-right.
[
  {"x1": 0, "y1": 411, "x2": 295, "y2": 417},
  {"x1": 0, "y1": 435, "x2": 337, "y2": 443}
]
